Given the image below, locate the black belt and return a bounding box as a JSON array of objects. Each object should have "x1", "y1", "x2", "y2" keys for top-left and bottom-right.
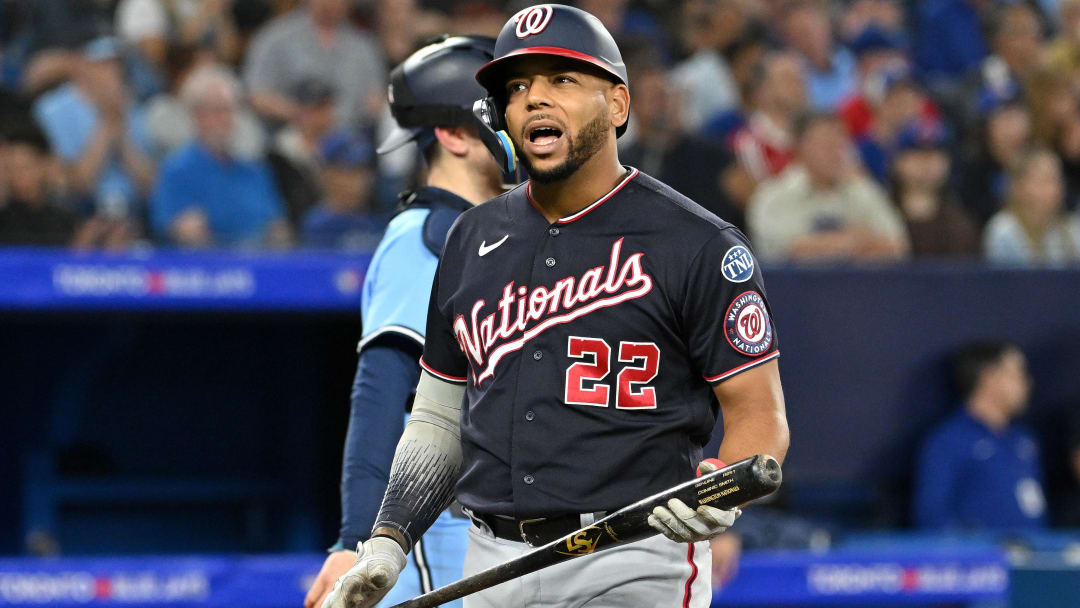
[{"x1": 471, "y1": 511, "x2": 605, "y2": 547}]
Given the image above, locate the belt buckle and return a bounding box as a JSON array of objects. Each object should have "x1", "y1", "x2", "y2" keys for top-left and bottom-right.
[{"x1": 518, "y1": 517, "x2": 545, "y2": 546}]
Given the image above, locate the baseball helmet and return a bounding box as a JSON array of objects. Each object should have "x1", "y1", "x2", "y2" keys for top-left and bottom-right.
[
  {"x1": 471, "y1": 3, "x2": 630, "y2": 163},
  {"x1": 377, "y1": 35, "x2": 497, "y2": 155}
]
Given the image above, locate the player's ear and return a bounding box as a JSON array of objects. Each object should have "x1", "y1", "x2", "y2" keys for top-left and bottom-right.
[
  {"x1": 433, "y1": 125, "x2": 471, "y2": 158},
  {"x1": 607, "y1": 83, "x2": 630, "y2": 132}
]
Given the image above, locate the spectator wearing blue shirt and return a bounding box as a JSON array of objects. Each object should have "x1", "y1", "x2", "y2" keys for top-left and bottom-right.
[
  {"x1": 32, "y1": 37, "x2": 155, "y2": 225},
  {"x1": 913, "y1": 0, "x2": 990, "y2": 86},
  {"x1": 300, "y1": 131, "x2": 385, "y2": 251},
  {"x1": 781, "y1": 3, "x2": 857, "y2": 111},
  {"x1": 914, "y1": 340, "x2": 1049, "y2": 531},
  {"x1": 151, "y1": 64, "x2": 289, "y2": 248}
]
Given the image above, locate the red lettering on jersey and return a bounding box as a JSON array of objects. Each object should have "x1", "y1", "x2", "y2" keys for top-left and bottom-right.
[{"x1": 453, "y1": 238, "x2": 653, "y2": 385}]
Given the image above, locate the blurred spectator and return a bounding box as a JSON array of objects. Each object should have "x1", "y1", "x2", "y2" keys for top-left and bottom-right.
[
  {"x1": 914, "y1": 340, "x2": 1048, "y2": 531},
  {"x1": 619, "y1": 60, "x2": 741, "y2": 226},
  {"x1": 1047, "y1": 0, "x2": 1080, "y2": 80},
  {"x1": 747, "y1": 112, "x2": 909, "y2": 263},
  {"x1": 670, "y1": 0, "x2": 746, "y2": 131},
  {"x1": 300, "y1": 131, "x2": 383, "y2": 250},
  {"x1": 1025, "y1": 69, "x2": 1080, "y2": 209},
  {"x1": 579, "y1": 0, "x2": 670, "y2": 57},
  {"x1": 374, "y1": 0, "x2": 425, "y2": 67},
  {"x1": 143, "y1": 45, "x2": 213, "y2": 158},
  {"x1": 151, "y1": 64, "x2": 289, "y2": 248},
  {"x1": 703, "y1": 21, "x2": 770, "y2": 142},
  {"x1": 889, "y1": 119, "x2": 980, "y2": 258},
  {"x1": 990, "y1": 3, "x2": 1046, "y2": 86},
  {"x1": 143, "y1": 50, "x2": 266, "y2": 161},
  {"x1": 0, "y1": 124, "x2": 78, "y2": 246},
  {"x1": 839, "y1": 0, "x2": 905, "y2": 41},
  {"x1": 851, "y1": 72, "x2": 931, "y2": 182},
  {"x1": 727, "y1": 52, "x2": 808, "y2": 208},
  {"x1": 115, "y1": 0, "x2": 242, "y2": 68},
  {"x1": 244, "y1": 0, "x2": 387, "y2": 129},
  {"x1": 837, "y1": 25, "x2": 917, "y2": 139},
  {"x1": 912, "y1": 0, "x2": 990, "y2": 87},
  {"x1": 984, "y1": 147, "x2": 1080, "y2": 265},
  {"x1": 267, "y1": 77, "x2": 335, "y2": 224},
  {"x1": 32, "y1": 37, "x2": 155, "y2": 226},
  {"x1": 20, "y1": 0, "x2": 115, "y2": 54},
  {"x1": 959, "y1": 102, "x2": 1033, "y2": 226},
  {"x1": 781, "y1": 2, "x2": 856, "y2": 111},
  {"x1": 964, "y1": 3, "x2": 1045, "y2": 122}
]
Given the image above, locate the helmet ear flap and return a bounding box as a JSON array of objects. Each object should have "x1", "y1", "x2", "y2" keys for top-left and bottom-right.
[{"x1": 472, "y1": 97, "x2": 519, "y2": 181}]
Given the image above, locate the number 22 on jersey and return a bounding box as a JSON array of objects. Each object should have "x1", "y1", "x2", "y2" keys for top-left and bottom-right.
[{"x1": 564, "y1": 336, "x2": 659, "y2": 409}]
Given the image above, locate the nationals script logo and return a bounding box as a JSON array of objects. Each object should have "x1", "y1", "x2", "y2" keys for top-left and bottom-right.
[
  {"x1": 512, "y1": 5, "x2": 554, "y2": 39},
  {"x1": 455, "y1": 237, "x2": 653, "y2": 384}
]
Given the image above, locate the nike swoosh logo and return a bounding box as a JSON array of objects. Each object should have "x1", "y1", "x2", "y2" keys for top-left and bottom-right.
[{"x1": 478, "y1": 235, "x2": 509, "y2": 257}]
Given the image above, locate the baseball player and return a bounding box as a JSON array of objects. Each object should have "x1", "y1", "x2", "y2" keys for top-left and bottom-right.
[
  {"x1": 324, "y1": 5, "x2": 789, "y2": 608},
  {"x1": 304, "y1": 36, "x2": 506, "y2": 608}
]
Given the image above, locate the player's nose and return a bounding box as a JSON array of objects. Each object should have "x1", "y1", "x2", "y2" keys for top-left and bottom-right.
[{"x1": 525, "y1": 79, "x2": 555, "y2": 110}]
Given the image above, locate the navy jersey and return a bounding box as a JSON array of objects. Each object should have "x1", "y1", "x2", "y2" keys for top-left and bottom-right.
[{"x1": 420, "y1": 168, "x2": 780, "y2": 517}]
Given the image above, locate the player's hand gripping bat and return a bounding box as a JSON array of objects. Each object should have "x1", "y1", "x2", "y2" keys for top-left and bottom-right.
[{"x1": 387, "y1": 454, "x2": 782, "y2": 608}]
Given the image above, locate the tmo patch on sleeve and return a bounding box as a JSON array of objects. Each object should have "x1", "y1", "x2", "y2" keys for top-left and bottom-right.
[{"x1": 724, "y1": 291, "x2": 773, "y2": 356}]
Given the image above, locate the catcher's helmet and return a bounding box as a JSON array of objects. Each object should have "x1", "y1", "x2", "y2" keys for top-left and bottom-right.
[
  {"x1": 377, "y1": 35, "x2": 496, "y2": 155},
  {"x1": 473, "y1": 4, "x2": 629, "y2": 138}
]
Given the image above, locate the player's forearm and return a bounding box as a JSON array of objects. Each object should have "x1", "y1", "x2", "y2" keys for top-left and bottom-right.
[
  {"x1": 713, "y1": 360, "x2": 789, "y2": 465},
  {"x1": 717, "y1": 407, "x2": 789, "y2": 468},
  {"x1": 371, "y1": 370, "x2": 465, "y2": 553},
  {"x1": 338, "y1": 344, "x2": 419, "y2": 549}
]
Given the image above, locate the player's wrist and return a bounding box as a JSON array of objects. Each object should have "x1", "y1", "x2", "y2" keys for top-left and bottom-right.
[{"x1": 370, "y1": 525, "x2": 410, "y2": 554}]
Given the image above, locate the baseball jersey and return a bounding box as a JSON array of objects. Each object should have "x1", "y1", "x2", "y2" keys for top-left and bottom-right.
[
  {"x1": 343, "y1": 186, "x2": 473, "y2": 607},
  {"x1": 420, "y1": 167, "x2": 780, "y2": 517}
]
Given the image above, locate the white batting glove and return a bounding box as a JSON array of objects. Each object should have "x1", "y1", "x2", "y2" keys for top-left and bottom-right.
[
  {"x1": 321, "y1": 536, "x2": 407, "y2": 608},
  {"x1": 647, "y1": 460, "x2": 742, "y2": 543}
]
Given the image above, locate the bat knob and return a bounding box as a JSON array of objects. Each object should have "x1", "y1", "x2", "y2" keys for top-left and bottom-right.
[{"x1": 754, "y1": 455, "x2": 783, "y2": 489}]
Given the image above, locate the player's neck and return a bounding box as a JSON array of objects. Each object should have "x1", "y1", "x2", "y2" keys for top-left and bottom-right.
[
  {"x1": 528, "y1": 150, "x2": 626, "y2": 223},
  {"x1": 427, "y1": 158, "x2": 502, "y2": 206}
]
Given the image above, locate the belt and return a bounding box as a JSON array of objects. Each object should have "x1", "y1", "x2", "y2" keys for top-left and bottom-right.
[{"x1": 470, "y1": 511, "x2": 606, "y2": 547}]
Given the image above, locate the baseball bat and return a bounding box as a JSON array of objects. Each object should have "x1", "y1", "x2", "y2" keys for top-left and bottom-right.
[{"x1": 388, "y1": 454, "x2": 782, "y2": 608}]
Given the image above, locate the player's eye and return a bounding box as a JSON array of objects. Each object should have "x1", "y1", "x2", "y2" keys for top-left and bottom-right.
[
  {"x1": 554, "y1": 75, "x2": 576, "y2": 84},
  {"x1": 506, "y1": 81, "x2": 527, "y2": 95}
]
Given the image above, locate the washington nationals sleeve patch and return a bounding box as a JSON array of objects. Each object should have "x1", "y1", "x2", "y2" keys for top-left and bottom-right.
[{"x1": 724, "y1": 291, "x2": 774, "y2": 356}]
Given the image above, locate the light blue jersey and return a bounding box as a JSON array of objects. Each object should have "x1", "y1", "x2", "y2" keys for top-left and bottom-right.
[{"x1": 344, "y1": 190, "x2": 473, "y2": 607}]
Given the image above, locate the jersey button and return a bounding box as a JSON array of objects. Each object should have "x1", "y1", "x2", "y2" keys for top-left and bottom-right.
[
  {"x1": 523, "y1": 475, "x2": 535, "y2": 485},
  {"x1": 532, "y1": 350, "x2": 543, "y2": 360},
  {"x1": 525, "y1": 411, "x2": 535, "y2": 421},
  {"x1": 548, "y1": 227, "x2": 560, "y2": 237},
  {"x1": 545, "y1": 257, "x2": 556, "y2": 267}
]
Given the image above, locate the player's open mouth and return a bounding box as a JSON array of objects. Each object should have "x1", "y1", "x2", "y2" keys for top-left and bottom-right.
[{"x1": 523, "y1": 120, "x2": 565, "y2": 155}]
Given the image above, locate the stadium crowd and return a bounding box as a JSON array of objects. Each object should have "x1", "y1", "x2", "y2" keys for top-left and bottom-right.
[{"x1": 0, "y1": 0, "x2": 1079, "y2": 265}]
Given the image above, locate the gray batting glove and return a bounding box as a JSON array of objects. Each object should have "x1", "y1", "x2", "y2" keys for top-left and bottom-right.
[
  {"x1": 647, "y1": 460, "x2": 741, "y2": 543},
  {"x1": 321, "y1": 536, "x2": 407, "y2": 608}
]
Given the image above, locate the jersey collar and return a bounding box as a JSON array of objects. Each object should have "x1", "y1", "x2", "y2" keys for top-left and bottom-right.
[{"x1": 525, "y1": 167, "x2": 639, "y2": 225}]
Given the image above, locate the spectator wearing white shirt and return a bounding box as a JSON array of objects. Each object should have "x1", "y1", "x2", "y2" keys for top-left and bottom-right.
[
  {"x1": 243, "y1": 0, "x2": 386, "y2": 129},
  {"x1": 748, "y1": 112, "x2": 909, "y2": 263},
  {"x1": 984, "y1": 147, "x2": 1080, "y2": 265}
]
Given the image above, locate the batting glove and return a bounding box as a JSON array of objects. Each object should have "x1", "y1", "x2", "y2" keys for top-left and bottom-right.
[
  {"x1": 647, "y1": 460, "x2": 742, "y2": 543},
  {"x1": 321, "y1": 536, "x2": 407, "y2": 608}
]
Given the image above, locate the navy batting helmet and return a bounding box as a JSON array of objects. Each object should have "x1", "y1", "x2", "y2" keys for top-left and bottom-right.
[
  {"x1": 474, "y1": 4, "x2": 629, "y2": 137},
  {"x1": 377, "y1": 35, "x2": 496, "y2": 154}
]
